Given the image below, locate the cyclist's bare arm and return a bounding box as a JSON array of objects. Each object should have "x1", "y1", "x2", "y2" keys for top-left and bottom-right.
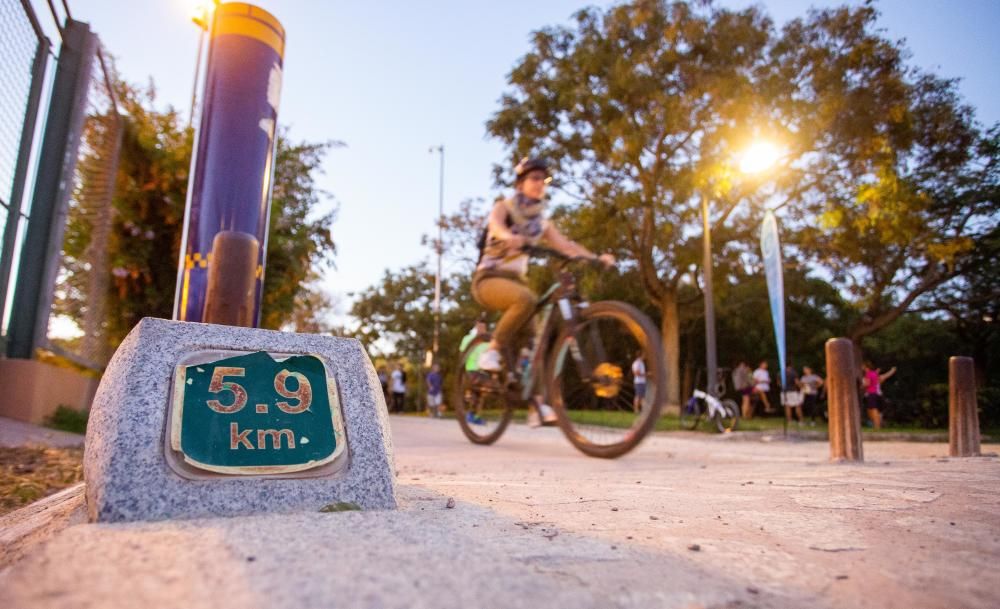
[{"x1": 541, "y1": 224, "x2": 615, "y2": 267}]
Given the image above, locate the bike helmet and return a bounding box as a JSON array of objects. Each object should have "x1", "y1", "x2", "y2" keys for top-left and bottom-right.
[{"x1": 514, "y1": 157, "x2": 550, "y2": 182}]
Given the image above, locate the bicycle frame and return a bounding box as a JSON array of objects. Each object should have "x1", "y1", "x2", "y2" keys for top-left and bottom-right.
[
  {"x1": 692, "y1": 389, "x2": 725, "y2": 419},
  {"x1": 514, "y1": 270, "x2": 582, "y2": 403}
]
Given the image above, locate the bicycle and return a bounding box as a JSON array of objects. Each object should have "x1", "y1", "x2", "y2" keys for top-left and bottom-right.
[
  {"x1": 452, "y1": 246, "x2": 667, "y2": 459},
  {"x1": 680, "y1": 389, "x2": 740, "y2": 433}
]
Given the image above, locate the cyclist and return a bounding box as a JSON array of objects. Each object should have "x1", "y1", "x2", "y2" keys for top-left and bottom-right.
[{"x1": 472, "y1": 157, "x2": 614, "y2": 419}]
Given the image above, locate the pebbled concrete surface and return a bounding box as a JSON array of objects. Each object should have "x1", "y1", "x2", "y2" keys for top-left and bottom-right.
[{"x1": 1, "y1": 416, "x2": 998, "y2": 609}]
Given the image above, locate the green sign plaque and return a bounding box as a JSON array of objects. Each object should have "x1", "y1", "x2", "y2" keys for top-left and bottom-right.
[{"x1": 169, "y1": 351, "x2": 345, "y2": 476}]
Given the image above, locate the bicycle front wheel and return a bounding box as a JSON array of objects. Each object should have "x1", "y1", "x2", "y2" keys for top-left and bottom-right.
[
  {"x1": 452, "y1": 337, "x2": 512, "y2": 445},
  {"x1": 680, "y1": 396, "x2": 704, "y2": 430},
  {"x1": 546, "y1": 301, "x2": 666, "y2": 458},
  {"x1": 713, "y1": 398, "x2": 740, "y2": 433}
]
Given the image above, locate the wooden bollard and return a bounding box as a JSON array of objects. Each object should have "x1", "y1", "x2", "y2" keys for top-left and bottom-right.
[
  {"x1": 826, "y1": 338, "x2": 863, "y2": 462},
  {"x1": 949, "y1": 356, "x2": 981, "y2": 457}
]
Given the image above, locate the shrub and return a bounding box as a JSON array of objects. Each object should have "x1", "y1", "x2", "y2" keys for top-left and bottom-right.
[{"x1": 46, "y1": 406, "x2": 89, "y2": 435}]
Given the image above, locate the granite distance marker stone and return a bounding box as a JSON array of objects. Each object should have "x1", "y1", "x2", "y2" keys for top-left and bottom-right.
[{"x1": 84, "y1": 318, "x2": 396, "y2": 522}]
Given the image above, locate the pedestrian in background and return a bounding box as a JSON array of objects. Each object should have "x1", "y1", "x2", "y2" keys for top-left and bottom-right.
[
  {"x1": 781, "y1": 363, "x2": 804, "y2": 427},
  {"x1": 862, "y1": 361, "x2": 896, "y2": 430},
  {"x1": 377, "y1": 366, "x2": 390, "y2": 408},
  {"x1": 425, "y1": 363, "x2": 443, "y2": 418},
  {"x1": 390, "y1": 363, "x2": 407, "y2": 413},
  {"x1": 799, "y1": 366, "x2": 824, "y2": 425},
  {"x1": 732, "y1": 361, "x2": 753, "y2": 418},
  {"x1": 632, "y1": 352, "x2": 647, "y2": 413},
  {"x1": 460, "y1": 318, "x2": 489, "y2": 372},
  {"x1": 752, "y1": 360, "x2": 773, "y2": 413}
]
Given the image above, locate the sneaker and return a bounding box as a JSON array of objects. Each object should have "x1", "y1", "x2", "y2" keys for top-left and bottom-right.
[
  {"x1": 538, "y1": 403, "x2": 558, "y2": 426},
  {"x1": 477, "y1": 348, "x2": 502, "y2": 372},
  {"x1": 527, "y1": 409, "x2": 542, "y2": 428},
  {"x1": 465, "y1": 412, "x2": 485, "y2": 425}
]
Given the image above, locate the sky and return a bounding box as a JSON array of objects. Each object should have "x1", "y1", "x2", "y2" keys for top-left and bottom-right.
[{"x1": 29, "y1": 0, "x2": 1000, "y2": 328}]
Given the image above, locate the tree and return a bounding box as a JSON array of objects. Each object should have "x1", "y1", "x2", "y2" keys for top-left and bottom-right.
[
  {"x1": 486, "y1": 0, "x2": 999, "y2": 402},
  {"x1": 259, "y1": 131, "x2": 340, "y2": 330},
  {"x1": 351, "y1": 197, "x2": 488, "y2": 367},
  {"x1": 56, "y1": 79, "x2": 339, "y2": 356},
  {"x1": 770, "y1": 7, "x2": 1000, "y2": 347},
  {"x1": 487, "y1": 1, "x2": 791, "y2": 403}
]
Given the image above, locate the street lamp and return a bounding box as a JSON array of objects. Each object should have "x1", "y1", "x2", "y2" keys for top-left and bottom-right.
[
  {"x1": 428, "y1": 145, "x2": 445, "y2": 362},
  {"x1": 702, "y1": 140, "x2": 782, "y2": 396}
]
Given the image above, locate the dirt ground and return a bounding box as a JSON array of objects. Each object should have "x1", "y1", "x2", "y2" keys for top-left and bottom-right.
[{"x1": 0, "y1": 446, "x2": 84, "y2": 516}]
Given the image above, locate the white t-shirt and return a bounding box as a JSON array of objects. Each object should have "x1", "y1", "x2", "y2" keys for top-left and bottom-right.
[
  {"x1": 390, "y1": 369, "x2": 405, "y2": 394},
  {"x1": 800, "y1": 373, "x2": 822, "y2": 395},
  {"x1": 632, "y1": 358, "x2": 646, "y2": 385},
  {"x1": 752, "y1": 368, "x2": 770, "y2": 392}
]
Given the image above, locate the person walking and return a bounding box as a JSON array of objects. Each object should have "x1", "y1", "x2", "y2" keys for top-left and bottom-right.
[
  {"x1": 377, "y1": 366, "x2": 390, "y2": 407},
  {"x1": 631, "y1": 352, "x2": 647, "y2": 413},
  {"x1": 861, "y1": 361, "x2": 896, "y2": 430},
  {"x1": 799, "y1": 366, "x2": 824, "y2": 425},
  {"x1": 781, "y1": 363, "x2": 804, "y2": 427},
  {"x1": 752, "y1": 360, "x2": 773, "y2": 413},
  {"x1": 390, "y1": 363, "x2": 407, "y2": 413},
  {"x1": 460, "y1": 318, "x2": 490, "y2": 372},
  {"x1": 425, "y1": 364, "x2": 443, "y2": 418},
  {"x1": 732, "y1": 361, "x2": 754, "y2": 419}
]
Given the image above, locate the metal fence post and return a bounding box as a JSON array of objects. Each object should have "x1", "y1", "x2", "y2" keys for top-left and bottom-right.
[{"x1": 7, "y1": 19, "x2": 97, "y2": 359}]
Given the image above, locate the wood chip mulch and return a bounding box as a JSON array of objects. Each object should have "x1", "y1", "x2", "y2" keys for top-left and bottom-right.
[{"x1": 0, "y1": 446, "x2": 84, "y2": 516}]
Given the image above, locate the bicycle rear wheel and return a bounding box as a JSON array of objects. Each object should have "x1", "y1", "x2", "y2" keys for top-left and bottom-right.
[
  {"x1": 546, "y1": 301, "x2": 666, "y2": 458},
  {"x1": 713, "y1": 398, "x2": 740, "y2": 433},
  {"x1": 452, "y1": 337, "x2": 512, "y2": 445}
]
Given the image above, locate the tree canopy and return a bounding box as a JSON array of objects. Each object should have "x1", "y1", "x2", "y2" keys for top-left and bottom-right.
[{"x1": 485, "y1": 0, "x2": 999, "y2": 401}]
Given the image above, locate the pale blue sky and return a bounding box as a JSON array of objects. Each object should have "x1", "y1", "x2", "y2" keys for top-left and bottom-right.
[{"x1": 33, "y1": 0, "x2": 1000, "y2": 326}]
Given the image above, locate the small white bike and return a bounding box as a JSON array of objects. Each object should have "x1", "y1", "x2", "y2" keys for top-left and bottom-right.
[{"x1": 680, "y1": 389, "x2": 740, "y2": 433}]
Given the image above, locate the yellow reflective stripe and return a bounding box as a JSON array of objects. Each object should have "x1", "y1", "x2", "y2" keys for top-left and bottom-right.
[{"x1": 212, "y1": 3, "x2": 285, "y2": 57}]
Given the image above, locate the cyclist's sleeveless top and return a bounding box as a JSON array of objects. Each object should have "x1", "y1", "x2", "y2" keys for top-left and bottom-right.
[{"x1": 476, "y1": 195, "x2": 549, "y2": 278}]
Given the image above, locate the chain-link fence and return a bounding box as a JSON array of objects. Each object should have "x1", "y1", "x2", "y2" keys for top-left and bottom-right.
[
  {"x1": 0, "y1": 0, "x2": 41, "y2": 208},
  {"x1": 49, "y1": 48, "x2": 122, "y2": 368},
  {"x1": 0, "y1": 0, "x2": 49, "y2": 339},
  {"x1": 1, "y1": 0, "x2": 124, "y2": 370}
]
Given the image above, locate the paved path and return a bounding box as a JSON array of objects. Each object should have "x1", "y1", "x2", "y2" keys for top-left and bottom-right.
[
  {"x1": 1, "y1": 416, "x2": 998, "y2": 609},
  {"x1": 0, "y1": 417, "x2": 84, "y2": 448}
]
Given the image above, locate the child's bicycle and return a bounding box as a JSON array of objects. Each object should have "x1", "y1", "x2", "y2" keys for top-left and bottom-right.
[
  {"x1": 680, "y1": 389, "x2": 740, "y2": 433},
  {"x1": 453, "y1": 247, "x2": 667, "y2": 458}
]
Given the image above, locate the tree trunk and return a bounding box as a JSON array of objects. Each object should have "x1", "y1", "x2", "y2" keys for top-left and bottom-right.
[{"x1": 660, "y1": 287, "x2": 681, "y2": 407}]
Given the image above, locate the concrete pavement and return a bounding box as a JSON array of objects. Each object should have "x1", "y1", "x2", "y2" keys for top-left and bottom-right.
[
  {"x1": 0, "y1": 416, "x2": 84, "y2": 448},
  {"x1": 1, "y1": 415, "x2": 998, "y2": 608}
]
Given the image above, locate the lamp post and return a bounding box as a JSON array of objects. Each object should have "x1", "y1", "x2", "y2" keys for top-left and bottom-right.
[
  {"x1": 188, "y1": 3, "x2": 214, "y2": 129},
  {"x1": 702, "y1": 140, "x2": 781, "y2": 396},
  {"x1": 429, "y1": 145, "x2": 444, "y2": 361},
  {"x1": 701, "y1": 193, "x2": 719, "y2": 396}
]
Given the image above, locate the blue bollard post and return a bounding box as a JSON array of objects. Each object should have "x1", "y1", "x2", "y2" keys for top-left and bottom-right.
[{"x1": 173, "y1": 2, "x2": 285, "y2": 327}]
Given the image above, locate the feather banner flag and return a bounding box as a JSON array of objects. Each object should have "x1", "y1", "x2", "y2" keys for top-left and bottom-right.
[{"x1": 760, "y1": 210, "x2": 786, "y2": 389}]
